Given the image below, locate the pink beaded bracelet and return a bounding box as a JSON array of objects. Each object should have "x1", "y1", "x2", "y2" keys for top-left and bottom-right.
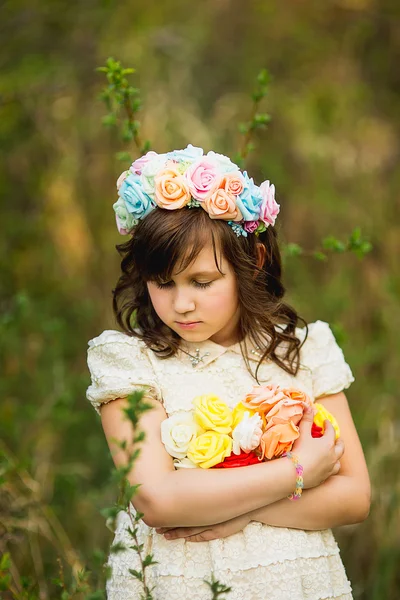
[{"x1": 282, "y1": 451, "x2": 304, "y2": 500}]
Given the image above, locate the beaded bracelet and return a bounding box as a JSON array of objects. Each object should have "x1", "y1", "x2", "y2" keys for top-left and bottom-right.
[{"x1": 282, "y1": 451, "x2": 304, "y2": 500}]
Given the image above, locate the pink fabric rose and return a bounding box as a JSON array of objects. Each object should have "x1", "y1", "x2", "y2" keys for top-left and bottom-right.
[
  {"x1": 203, "y1": 189, "x2": 243, "y2": 221},
  {"x1": 242, "y1": 384, "x2": 288, "y2": 413},
  {"x1": 185, "y1": 159, "x2": 221, "y2": 202},
  {"x1": 130, "y1": 151, "x2": 159, "y2": 176},
  {"x1": 244, "y1": 220, "x2": 259, "y2": 233},
  {"x1": 260, "y1": 180, "x2": 280, "y2": 226}
]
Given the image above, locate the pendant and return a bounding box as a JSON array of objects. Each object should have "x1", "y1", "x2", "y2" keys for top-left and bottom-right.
[{"x1": 188, "y1": 348, "x2": 210, "y2": 367}]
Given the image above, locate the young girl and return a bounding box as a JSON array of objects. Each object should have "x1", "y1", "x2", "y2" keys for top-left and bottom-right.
[{"x1": 86, "y1": 145, "x2": 371, "y2": 600}]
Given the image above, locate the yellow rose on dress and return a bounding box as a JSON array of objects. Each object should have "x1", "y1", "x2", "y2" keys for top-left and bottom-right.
[
  {"x1": 193, "y1": 394, "x2": 233, "y2": 434},
  {"x1": 187, "y1": 431, "x2": 233, "y2": 469},
  {"x1": 313, "y1": 403, "x2": 341, "y2": 439}
]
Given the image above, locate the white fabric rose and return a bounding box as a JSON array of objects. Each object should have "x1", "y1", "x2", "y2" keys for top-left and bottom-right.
[
  {"x1": 173, "y1": 457, "x2": 199, "y2": 469},
  {"x1": 161, "y1": 412, "x2": 200, "y2": 459},
  {"x1": 232, "y1": 412, "x2": 263, "y2": 455}
]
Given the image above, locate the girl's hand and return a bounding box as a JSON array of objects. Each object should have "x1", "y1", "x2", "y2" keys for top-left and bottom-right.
[
  {"x1": 292, "y1": 405, "x2": 345, "y2": 489},
  {"x1": 155, "y1": 513, "x2": 251, "y2": 543}
]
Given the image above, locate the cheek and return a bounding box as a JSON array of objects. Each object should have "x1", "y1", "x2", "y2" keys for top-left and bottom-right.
[
  {"x1": 206, "y1": 282, "x2": 239, "y2": 313},
  {"x1": 147, "y1": 286, "x2": 168, "y2": 315}
]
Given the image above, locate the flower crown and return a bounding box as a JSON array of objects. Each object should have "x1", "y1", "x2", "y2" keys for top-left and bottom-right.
[{"x1": 113, "y1": 145, "x2": 280, "y2": 237}]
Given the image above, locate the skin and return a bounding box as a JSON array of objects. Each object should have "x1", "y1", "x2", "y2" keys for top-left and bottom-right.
[
  {"x1": 146, "y1": 243, "x2": 245, "y2": 347},
  {"x1": 156, "y1": 391, "x2": 371, "y2": 541}
]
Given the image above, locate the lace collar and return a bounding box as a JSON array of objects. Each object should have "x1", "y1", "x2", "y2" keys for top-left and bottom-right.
[{"x1": 178, "y1": 333, "x2": 270, "y2": 369}]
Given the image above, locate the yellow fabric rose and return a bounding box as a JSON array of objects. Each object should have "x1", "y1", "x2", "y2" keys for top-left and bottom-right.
[
  {"x1": 187, "y1": 431, "x2": 233, "y2": 469},
  {"x1": 193, "y1": 394, "x2": 233, "y2": 434},
  {"x1": 313, "y1": 403, "x2": 340, "y2": 439}
]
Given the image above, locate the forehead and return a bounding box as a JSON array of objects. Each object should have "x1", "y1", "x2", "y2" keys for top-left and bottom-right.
[{"x1": 174, "y1": 243, "x2": 226, "y2": 276}]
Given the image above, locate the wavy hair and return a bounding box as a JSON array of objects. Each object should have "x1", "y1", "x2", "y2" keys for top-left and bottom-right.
[{"x1": 112, "y1": 207, "x2": 308, "y2": 380}]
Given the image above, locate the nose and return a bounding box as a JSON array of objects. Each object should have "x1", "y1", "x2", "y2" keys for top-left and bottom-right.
[{"x1": 173, "y1": 286, "x2": 195, "y2": 315}]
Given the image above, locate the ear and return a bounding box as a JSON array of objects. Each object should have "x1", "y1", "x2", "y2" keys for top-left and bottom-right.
[{"x1": 256, "y1": 242, "x2": 267, "y2": 270}]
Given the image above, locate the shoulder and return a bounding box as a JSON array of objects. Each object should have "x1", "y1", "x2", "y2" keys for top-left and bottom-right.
[
  {"x1": 88, "y1": 328, "x2": 145, "y2": 349},
  {"x1": 295, "y1": 320, "x2": 339, "y2": 358},
  {"x1": 294, "y1": 320, "x2": 355, "y2": 398},
  {"x1": 87, "y1": 329, "x2": 149, "y2": 357}
]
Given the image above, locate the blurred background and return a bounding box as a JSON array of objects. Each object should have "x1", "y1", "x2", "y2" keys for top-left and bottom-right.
[{"x1": 1, "y1": 0, "x2": 399, "y2": 598}]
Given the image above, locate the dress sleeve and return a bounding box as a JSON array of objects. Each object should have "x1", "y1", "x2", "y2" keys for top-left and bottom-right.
[
  {"x1": 86, "y1": 330, "x2": 162, "y2": 415},
  {"x1": 301, "y1": 320, "x2": 355, "y2": 399}
]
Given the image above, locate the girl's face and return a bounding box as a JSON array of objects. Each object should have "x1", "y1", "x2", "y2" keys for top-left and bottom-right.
[{"x1": 147, "y1": 244, "x2": 241, "y2": 347}]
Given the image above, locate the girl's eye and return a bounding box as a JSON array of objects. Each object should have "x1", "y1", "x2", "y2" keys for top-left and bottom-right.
[
  {"x1": 154, "y1": 281, "x2": 212, "y2": 290},
  {"x1": 194, "y1": 281, "x2": 212, "y2": 289},
  {"x1": 155, "y1": 281, "x2": 174, "y2": 289}
]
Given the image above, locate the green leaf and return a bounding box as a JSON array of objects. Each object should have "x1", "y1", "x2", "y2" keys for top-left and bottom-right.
[
  {"x1": 141, "y1": 140, "x2": 152, "y2": 154},
  {"x1": 322, "y1": 236, "x2": 345, "y2": 252},
  {"x1": 130, "y1": 543, "x2": 144, "y2": 552},
  {"x1": 128, "y1": 569, "x2": 143, "y2": 581},
  {"x1": 100, "y1": 506, "x2": 121, "y2": 520},
  {"x1": 0, "y1": 553, "x2": 10, "y2": 570},
  {"x1": 110, "y1": 542, "x2": 127, "y2": 554},
  {"x1": 284, "y1": 243, "x2": 303, "y2": 257},
  {"x1": 115, "y1": 151, "x2": 132, "y2": 162},
  {"x1": 257, "y1": 68, "x2": 270, "y2": 86},
  {"x1": 102, "y1": 114, "x2": 117, "y2": 127},
  {"x1": 253, "y1": 113, "x2": 271, "y2": 126},
  {"x1": 143, "y1": 554, "x2": 158, "y2": 567},
  {"x1": 313, "y1": 251, "x2": 328, "y2": 261}
]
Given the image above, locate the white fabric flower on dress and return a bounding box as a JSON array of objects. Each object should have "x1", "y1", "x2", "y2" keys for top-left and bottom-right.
[
  {"x1": 161, "y1": 412, "x2": 200, "y2": 459},
  {"x1": 232, "y1": 412, "x2": 263, "y2": 455}
]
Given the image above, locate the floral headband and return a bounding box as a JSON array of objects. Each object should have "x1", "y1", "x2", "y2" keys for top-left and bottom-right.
[{"x1": 113, "y1": 145, "x2": 279, "y2": 237}]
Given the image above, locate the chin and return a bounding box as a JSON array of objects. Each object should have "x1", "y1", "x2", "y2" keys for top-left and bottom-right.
[{"x1": 174, "y1": 329, "x2": 210, "y2": 342}]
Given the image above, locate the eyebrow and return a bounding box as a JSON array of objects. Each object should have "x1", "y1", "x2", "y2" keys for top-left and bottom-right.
[{"x1": 187, "y1": 270, "x2": 222, "y2": 278}]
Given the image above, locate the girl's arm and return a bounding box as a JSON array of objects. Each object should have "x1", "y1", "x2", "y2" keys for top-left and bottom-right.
[
  {"x1": 155, "y1": 391, "x2": 370, "y2": 541},
  {"x1": 99, "y1": 397, "x2": 341, "y2": 528},
  {"x1": 249, "y1": 391, "x2": 371, "y2": 530}
]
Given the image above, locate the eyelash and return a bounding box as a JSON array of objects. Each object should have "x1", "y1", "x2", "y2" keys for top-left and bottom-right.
[{"x1": 155, "y1": 281, "x2": 212, "y2": 290}]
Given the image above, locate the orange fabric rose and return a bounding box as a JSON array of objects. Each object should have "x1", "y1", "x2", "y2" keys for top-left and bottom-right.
[
  {"x1": 242, "y1": 384, "x2": 287, "y2": 413},
  {"x1": 259, "y1": 421, "x2": 300, "y2": 460},
  {"x1": 203, "y1": 188, "x2": 243, "y2": 221},
  {"x1": 222, "y1": 173, "x2": 245, "y2": 196},
  {"x1": 281, "y1": 387, "x2": 312, "y2": 407},
  {"x1": 154, "y1": 166, "x2": 191, "y2": 209},
  {"x1": 264, "y1": 398, "x2": 305, "y2": 430}
]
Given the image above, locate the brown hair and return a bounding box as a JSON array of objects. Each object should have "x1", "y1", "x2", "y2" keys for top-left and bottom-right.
[{"x1": 112, "y1": 207, "x2": 308, "y2": 381}]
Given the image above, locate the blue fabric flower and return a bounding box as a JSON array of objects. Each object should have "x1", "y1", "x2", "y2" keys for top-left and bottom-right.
[
  {"x1": 118, "y1": 173, "x2": 155, "y2": 219},
  {"x1": 235, "y1": 171, "x2": 263, "y2": 221},
  {"x1": 167, "y1": 144, "x2": 204, "y2": 163}
]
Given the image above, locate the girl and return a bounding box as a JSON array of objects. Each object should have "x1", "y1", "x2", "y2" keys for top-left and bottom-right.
[{"x1": 86, "y1": 145, "x2": 371, "y2": 600}]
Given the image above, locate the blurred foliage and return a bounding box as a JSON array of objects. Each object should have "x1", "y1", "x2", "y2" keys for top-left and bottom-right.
[{"x1": 1, "y1": 0, "x2": 400, "y2": 598}]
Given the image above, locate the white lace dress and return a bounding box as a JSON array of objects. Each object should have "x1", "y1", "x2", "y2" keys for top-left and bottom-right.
[{"x1": 86, "y1": 320, "x2": 355, "y2": 600}]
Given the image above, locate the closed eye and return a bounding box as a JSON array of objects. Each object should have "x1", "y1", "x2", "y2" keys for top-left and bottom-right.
[{"x1": 154, "y1": 281, "x2": 213, "y2": 290}]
